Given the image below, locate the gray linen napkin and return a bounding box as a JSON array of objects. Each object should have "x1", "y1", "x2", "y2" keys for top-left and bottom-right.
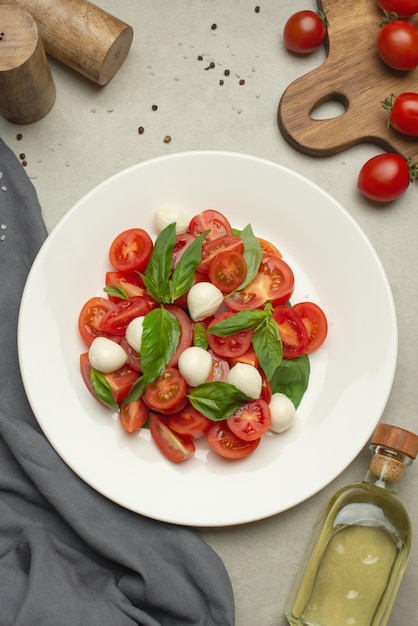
[{"x1": 0, "y1": 138, "x2": 234, "y2": 626}]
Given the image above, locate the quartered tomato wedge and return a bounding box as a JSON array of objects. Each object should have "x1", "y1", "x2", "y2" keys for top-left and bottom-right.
[
  {"x1": 109, "y1": 228, "x2": 153, "y2": 273},
  {"x1": 150, "y1": 413, "x2": 195, "y2": 463},
  {"x1": 208, "y1": 250, "x2": 247, "y2": 294},
  {"x1": 78, "y1": 297, "x2": 117, "y2": 346},
  {"x1": 144, "y1": 367, "x2": 187, "y2": 413},
  {"x1": 207, "y1": 422, "x2": 260, "y2": 459},
  {"x1": 198, "y1": 235, "x2": 244, "y2": 273},
  {"x1": 272, "y1": 304, "x2": 309, "y2": 358},
  {"x1": 227, "y1": 399, "x2": 271, "y2": 441},
  {"x1": 105, "y1": 271, "x2": 154, "y2": 305},
  {"x1": 257, "y1": 237, "x2": 282, "y2": 258},
  {"x1": 167, "y1": 402, "x2": 212, "y2": 439},
  {"x1": 293, "y1": 301, "x2": 328, "y2": 354},
  {"x1": 225, "y1": 254, "x2": 294, "y2": 312},
  {"x1": 99, "y1": 296, "x2": 152, "y2": 336},
  {"x1": 207, "y1": 312, "x2": 253, "y2": 358},
  {"x1": 119, "y1": 398, "x2": 149, "y2": 433},
  {"x1": 189, "y1": 209, "x2": 233, "y2": 241},
  {"x1": 80, "y1": 353, "x2": 138, "y2": 405}
]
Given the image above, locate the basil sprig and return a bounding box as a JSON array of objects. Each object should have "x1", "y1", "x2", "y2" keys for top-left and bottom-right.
[
  {"x1": 141, "y1": 223, "x2": 207, "y2": 304},
  {"x1": 208, "y1": 303, "x2": 282, "y2": 380},
  {"x1": 103, "y1": 285, "x2": 129, "y2": 300},
  {"x1": 193, "y1": 322, "x2": 208, "y2": 349},
  {"x1": 270, "y1": 355, "x2": 310, "y2": 408},
  {"x1": 188, "y1": 382, "x2": 251, "y2": 421}
]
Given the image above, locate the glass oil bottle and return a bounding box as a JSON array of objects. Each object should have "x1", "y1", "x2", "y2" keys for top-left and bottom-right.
[{"x1": 285, "y1": 423, "x2": 418, "y2": 626}]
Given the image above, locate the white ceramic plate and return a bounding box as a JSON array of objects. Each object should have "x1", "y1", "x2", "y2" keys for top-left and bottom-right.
[{"x1": 18, "y1": 151, "x2": 397, "y2": 527}]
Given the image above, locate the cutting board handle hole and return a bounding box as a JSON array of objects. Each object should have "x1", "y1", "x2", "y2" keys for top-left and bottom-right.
[{"x1": 310, "y1": 95, "x2": 347, "y2": 121}]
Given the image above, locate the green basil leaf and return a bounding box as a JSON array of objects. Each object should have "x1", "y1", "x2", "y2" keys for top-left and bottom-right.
[
  {"x1": 208, "y1": 308, "x2": 268, "y2": 336},
  {"x1": 140, "y1": 307, "x2": 181, "y2": 384},
  {"x1": 235, "y1": 224, "x2": 262, "y2": 292},
  {"x1": 193, "y1": 322, "x2": 208, "y2": 349},
  {"x1": 252, "y1": 316, "x2": 282, "y2": 381},
  {"x1": 188, "y1": 382, "x2": 250, "y2": 421},
  {"x1": 103, "y1": 285, "x2": 129, "y2": 300},
  {"x1": 122, "y1": 374, "x2": 146, "y2": 404},
  {"x1": 170, "y1": 231, "x2": 207, "y2": 302},
  {"x1": 141, "y1": 223, "x2": 177, "y2": 303},
  {"x1": 270, "y1": 355, "x2": 310, "y2": 408},
  {"x1": 90, "y1": 369, "x2": 117, "y2": 410}
]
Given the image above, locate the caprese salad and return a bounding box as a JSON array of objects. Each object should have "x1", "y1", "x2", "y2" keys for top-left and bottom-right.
[{"x1": 78, "y1": 208, "x2": 328, "y2": 462}]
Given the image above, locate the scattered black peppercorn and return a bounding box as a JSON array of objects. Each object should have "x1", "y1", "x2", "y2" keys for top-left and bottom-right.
[
  {"x1": 138, "y1": 126, "x2": 144, "y2": 134},
  {"x1": 219, "y1": 79, "x2": 224, "y2": 85},
  {"x1": 152, "y1": 104, "x2": 158, "y2": 111},
  {"x1": 16, "y1": 133, "x2": 23, "y2": 140},
  {"x1": 211, "y1": 23, "x2": 217, "y2": 30},
  {"x1": 19, "y1": 153, "x2": 25, "y2": 160},
  {"x1": 22, "y1": 160, "x2": 27, "y2": 167},
  {"x1": 239, "y1": 79, "x2": 245, "y2": 85},
  {"x1": 224, "y1": 69, "x2": 230, "y2": 76},
  {"x1": 198, "y1": 55, "x2": 203, "y2": 61},
  {"x1": 255, "y1": 6, "x2": 260, "y2": 12},
  {"x1": 164, "y1": 135, "x2": 171, "y2": 144}
]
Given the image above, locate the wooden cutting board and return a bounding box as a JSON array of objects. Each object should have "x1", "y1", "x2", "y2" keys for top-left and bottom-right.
[{"x1": 278, "y1": 0, "x2": 418, "y2": 161}]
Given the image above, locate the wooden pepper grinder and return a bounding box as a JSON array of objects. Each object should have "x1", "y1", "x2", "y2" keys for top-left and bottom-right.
[
  {"x1": 0, "y1": 5, "x2": 56, "y2": 123},
  {"x1": 1, "y1": 0, "x2": 134, "y2": 85}
]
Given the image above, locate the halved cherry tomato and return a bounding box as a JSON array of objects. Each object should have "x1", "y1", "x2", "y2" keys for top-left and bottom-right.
[
  {"x1": 283, "y1": 10, "x2": 328, "y2": 54},
  {"x1": 198, "y1": 235, "x2": 244, "y2": 273},
  {"x1": 377, "y1": 20, "x2": 418, "y2": 71},
  {"x1": 225, "y1": 254, "x2": 295, "y2": 312},
  {"x1": 167, "y1": 402, "x2": 212, "y2": 439},
  {"x1": 257, "y1": 237, "x2": 282, "y2": 258},
  {"x1": 228, "y1": 345, "x2": 259, "y2": 369},
  {"x1": 80, "y1": 353, "x2": 138, "y2": 405},
  {"x1": 207, "y1": 312, "x2": 253, "y2": 358},
  {"x1": 206, "y1": 351, "x2": 230, "y2": 382},
  {"x1": 376, "y1": 0, "x2": 418, "y2": 17},
  {"x1": 119, "y1": 336, "x2": 141, "y2": 371},
  {"x1": 207, "y1": 422, "x2": 260, "y2": 459},
  {"x1": 260, "y1": 373, "x2": 272, "y2": 404},
  {"x1": 144, "y1": 367, "x2": 187, "y2": 412},
  {"x1": 105, "y1": 271, "x2": 153, "y2": 304},
  {"x1": 272, "y1": 305, "x2": 309, "y2": 358},
  {"x1": 227, "y1": 399, "x2": 271, "y2": 441},
  {"x1": 99, "y1": 296, "x2": 152, "y2": 336},
  {"x1": 172, "y1": 233, "x2": 196, "y2": 268},
  {"x1": 208, "y1": 250, "x2": 247, "y2": 294},
  {"x1": 165, "y1": 305, "x2": 193, "y2": 367},
  {"x1": 357, "y1": 154, "x2": 411, "y2": 202},
  {"x1": 78, "y1": 297, "x2": 116, "y2": 346},
  {"x1": 189, "y1": 209, "x2": 233, "y2": 241},
  {"x1": 293, "y1": 302, "x2": 328, "y2": 354},
  {"x1": 120, "y1": 398, "x2": 149, "y2": 433},
  {"x1": 150, "y1": 413, "x2": 195, "y2": 463},
  {"x1": 109, "y1": 228, "x2": 153, "y2": 273}
]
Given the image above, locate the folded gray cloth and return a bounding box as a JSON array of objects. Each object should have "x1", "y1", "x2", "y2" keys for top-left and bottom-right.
[{"x1": 0, "y1": 138, "x2": 234, "y2": 626}]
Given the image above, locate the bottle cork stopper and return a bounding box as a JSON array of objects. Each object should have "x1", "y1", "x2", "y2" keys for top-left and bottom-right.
[{"x1": 371, "y1": 423, "x2": 418, "y2": 459}]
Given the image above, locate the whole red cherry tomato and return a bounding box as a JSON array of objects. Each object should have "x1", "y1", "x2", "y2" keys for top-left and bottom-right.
[
  {"x1": 283, "y1": 10, "x2": 328, "y2": 54},
  {"x1": 357, "y1": 153, "x2": 414, "y2": 202},
  {"x1": 376, "y1": 0, "x2": 418, "y2": 17},
  {"x1": 382, "y1": 92, "x2": 418, "y2": 136},
  {"x1": 377, "y1": 20, "x2": 418, "y2": 70}
]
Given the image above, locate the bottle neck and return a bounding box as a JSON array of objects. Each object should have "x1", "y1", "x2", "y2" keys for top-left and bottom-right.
[{"x1": 363, "y1": 444, "x2": 412, "y2": 490}]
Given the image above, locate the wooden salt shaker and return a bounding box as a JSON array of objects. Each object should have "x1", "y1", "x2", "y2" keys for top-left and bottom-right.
[
  {"x1": 0, "y1": 5, "x2": 56, "y2": 124},
  {"x1": 1, "y1": 0, "x2": 134, "y2": 85}
]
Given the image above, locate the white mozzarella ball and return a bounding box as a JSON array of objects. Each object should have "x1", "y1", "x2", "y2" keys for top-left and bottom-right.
[
  {"x1": 269, "y1": 393, "x2": 296, "y2": 433},
  {"x1": 125, "y1": 316, "x2": 145, "y2": 353},
  {"x1": 154, "y1": 206, "x2": 190, "y2": 234},
  {"x1": 178, "y1": 346, "x2": 213, "y2": 387},
  {"x1": 88, "y1": 337, "x2": 128, "y2": 373},
  {"x1": 227, "y1": 363, "x2": 262, "y2": 400},
  {"x1": 187, "y1": 282, "x2": 224, "y2": 321}
]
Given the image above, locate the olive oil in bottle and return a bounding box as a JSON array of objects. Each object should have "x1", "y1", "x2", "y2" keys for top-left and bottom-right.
[{"x1": 285, "y1": 423, "x2": 418, "y2": 626}]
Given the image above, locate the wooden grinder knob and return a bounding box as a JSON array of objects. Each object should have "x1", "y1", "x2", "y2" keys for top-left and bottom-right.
[
  {"x1": 0, "y1": 5, "x2": 56, "y2": 124},
  {"x1": 2, "y1": 0, "x2": 134, "y2": 86}
]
